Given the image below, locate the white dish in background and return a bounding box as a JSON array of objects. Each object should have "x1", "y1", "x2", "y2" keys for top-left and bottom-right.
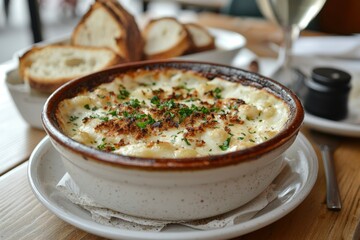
[
  {"x1": 178, "y1": 28, "x2": 246, "y2": 64},
  {"x1": 7, "y1": 28, "x2": 245, "y2": 129},
  {"x1": 28, "y1": 133, "x2": 318, "y2": 240},
  {"x1": 5, "y1": 68, "x2": 49, "y2": 129},
  {"x1": 305, "y1": 113, "x2": 360, "y2": 137}
]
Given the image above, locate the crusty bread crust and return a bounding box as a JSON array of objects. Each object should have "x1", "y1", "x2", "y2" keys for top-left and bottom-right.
[
  {"x1": 143, "y1": 17, "x2": 192, "y2": 60},
  {"x1": 184, "y1": 23, "x2": 215, "y2": 54},
  {"x1": 99, "y1": 0, "x2": 144, "y2": 61},
  {"x1": 71, "y1": 0, "x2": 143, "y2": 62},
  {"x1": 19, "y1": 45, "x2": 121, "y2": 93}
]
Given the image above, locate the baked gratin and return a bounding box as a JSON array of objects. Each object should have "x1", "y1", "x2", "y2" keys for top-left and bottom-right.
[{"x1": 56, "y1": 68, "x2": 290, "y2": 158}]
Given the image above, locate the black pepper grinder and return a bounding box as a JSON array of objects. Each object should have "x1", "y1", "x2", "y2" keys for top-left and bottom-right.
[{"x1": 304, "y1": 67, "x2": 352, "y2": 121}]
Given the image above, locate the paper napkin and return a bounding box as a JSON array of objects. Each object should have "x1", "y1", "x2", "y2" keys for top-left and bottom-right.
[{"x1": 56, "y1": 173, "x2": 280, "y2": 232}]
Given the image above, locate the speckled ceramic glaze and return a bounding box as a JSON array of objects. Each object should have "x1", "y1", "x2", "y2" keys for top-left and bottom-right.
[{"x1": 42, "y1": 60, "x2": 304, "y2": 221}]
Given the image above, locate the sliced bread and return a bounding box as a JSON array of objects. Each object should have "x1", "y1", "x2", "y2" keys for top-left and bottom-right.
[
  {"x1": 71, "y1": 0, "x2": 143, "y2": 62},
  {"x1": 98, "y1": 0, "x2": 144, "y2": 61},
  {"x1": 19, "y1": 45, "x2": 121, "y2": 93},
  {"x1": 185, "y1": 23, "x2": 215, "y2": 53},
  {"x1": 143, "y1": 17, "x2": 192, "y2": 60}
]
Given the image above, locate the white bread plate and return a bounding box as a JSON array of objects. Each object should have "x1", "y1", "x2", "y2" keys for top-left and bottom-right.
[{"x1": 6, "y1": 28, "x2": 245, "y2": 129}]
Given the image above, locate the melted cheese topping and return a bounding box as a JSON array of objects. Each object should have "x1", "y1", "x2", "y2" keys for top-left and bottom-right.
[{"x1": 57, "y1": 69, "x2": 290, "y2": 158}]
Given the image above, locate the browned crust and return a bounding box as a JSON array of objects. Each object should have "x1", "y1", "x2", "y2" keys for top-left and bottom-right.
[
  {"x1": 19, "y1": 45, "x2": 122, "y2": 94},
  {"x1": 184, "y1": 23, "x2": 216, "y2": 54},
  {"x1": 143, "y1": 17, "x2": 192, "y2": 60}
]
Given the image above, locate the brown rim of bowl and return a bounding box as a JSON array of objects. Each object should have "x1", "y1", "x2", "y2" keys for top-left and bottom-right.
[{"x1": 42, "y1": 60, "x2": 304, "y2": 171}]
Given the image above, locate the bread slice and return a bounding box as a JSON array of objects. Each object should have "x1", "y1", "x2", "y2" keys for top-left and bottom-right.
[
  {"x1": 19, "y1": 45, "x2": 121, "y2": 93},
  {"x1": 98, "y1": 0, "x2": 144, "y2": 61},
  {"x1": 185, "y1": 23, "x2": 215, "y2": 53},
  {"x1": 143, "y1": 17, "x2": 192, "y2": 60},
  {"x1": 71, "y1": 0, "x2": 143, "y2": 62}
]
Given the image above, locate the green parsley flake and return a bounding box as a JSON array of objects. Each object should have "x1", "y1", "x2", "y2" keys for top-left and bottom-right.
[
  {"x1": 219, "y1": 137, "x2": 231, "y2": 151},
  {"x1": 117, "y1": 87, "x2": 130, "y2": 99},
  {"x1": 213, "y1": 87, "x2": 222, "y2": 99},
  {"x1": 182, "y1": 138, "x2": 191, "y2": 146},
  {"x1": 69, "y1": 116, "x2": 79, "y2": 122}
]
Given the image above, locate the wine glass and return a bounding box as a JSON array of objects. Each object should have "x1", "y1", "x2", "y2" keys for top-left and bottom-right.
[{"x1": 256, "y1": 0, "x2": 327, "y2": 88}]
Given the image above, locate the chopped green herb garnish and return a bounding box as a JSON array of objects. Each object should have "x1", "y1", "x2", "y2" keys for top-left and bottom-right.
[
  {"x1": 69, "y1": 116, "x2": 79, "y2": 122},
  {"x1": 99, "y1": 116, "x2": 109, "y2": 122},
  {"x1": 125, "y1": 98, "x2": 141, "y2": 108},
  {"x1": 213, "y1": 87, "x2": 222, "y2": 99},
  {"x1": 179, "y1": 107, "x2": 193, "y2": 122},
  {"x1": 162, "y1": 99, "x2": 176, "y2": 109},
  {"x1": 135, "y1": 113, "x2": 147, "y2": 119},
  {"x1": 84, "y1": 104, "x2": 90, "y2": 110},
  {"x1": 108, "y1": 110, "x2": 117, "y2": 116},
  {"x1": 182, "y1": 138, "x2": 191, "y2": 146},
  {"x1": 117, "y1": 88, "x2": 130, "y2": 99},
  {"x1": 171, "y1": 134, "x2": 178, "y2": 143},
  {"x1": 136, "y1": 121, "x2": 147, "y2": 129},
  {"x1": 150, "y1": 96, "x2": 160, "y2": 106},
  {"x1": 219, "y1": 137, "x2": 231, "y2": 151},
  {"x1": 97, "y1": 143, "x2": 106, "y2": 150},
  {"x1": 136, "y1": 114, "x2": 155, "y2": 129}
]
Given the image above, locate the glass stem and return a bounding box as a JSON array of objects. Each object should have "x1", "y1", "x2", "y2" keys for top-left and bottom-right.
[{"x1": 278, "y1": 25, "x2": 300, "y2": 87}]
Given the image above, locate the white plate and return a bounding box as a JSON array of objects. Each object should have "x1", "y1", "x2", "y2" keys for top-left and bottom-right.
[
  {"x1": 305, "y1": 113, "x2": 360, "y2": 137},
  {"x1": 28, "y1": 133, "x2": 318, "y2": 240}
]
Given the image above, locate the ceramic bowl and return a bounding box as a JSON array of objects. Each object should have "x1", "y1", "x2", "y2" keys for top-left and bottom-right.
[
  {"x1": 42, "y1": 60, "x2": 304, "y2": 221},
  {"x1": 5, "y1": 68, "x2": 49, "y2": 129}
]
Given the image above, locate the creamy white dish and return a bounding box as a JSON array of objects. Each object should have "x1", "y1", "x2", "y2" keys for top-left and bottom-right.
[{"x1": 56, "y1": 68, "x2": 290, "y2": 158}]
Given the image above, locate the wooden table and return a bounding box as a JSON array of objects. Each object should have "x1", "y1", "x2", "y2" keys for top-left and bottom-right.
[{"x1": 1, "y1": 14, "x2": 360, "y2": 240}]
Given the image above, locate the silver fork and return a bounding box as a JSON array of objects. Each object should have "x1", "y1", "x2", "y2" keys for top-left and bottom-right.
[{"x1": 309, "y1": 130, "x2": 342, "y2": 210}]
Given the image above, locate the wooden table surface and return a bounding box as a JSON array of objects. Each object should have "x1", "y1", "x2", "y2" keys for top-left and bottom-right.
[{"x1": 1, "y1": 13, "x2": 360, "y2": 240}]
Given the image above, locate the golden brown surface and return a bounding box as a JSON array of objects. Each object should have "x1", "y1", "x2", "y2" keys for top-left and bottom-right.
[{"x1": 1, "y1": 14, "x2": 360, "y2": 240}]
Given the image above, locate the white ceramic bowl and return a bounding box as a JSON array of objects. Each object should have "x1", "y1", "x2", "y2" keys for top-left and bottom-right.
[
  {"x1": 42, "y1": 60, "x2": 304, "y2": 221},
  {"x1": 5, "y1": 68, "x2": 49, "y2": 129}
]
